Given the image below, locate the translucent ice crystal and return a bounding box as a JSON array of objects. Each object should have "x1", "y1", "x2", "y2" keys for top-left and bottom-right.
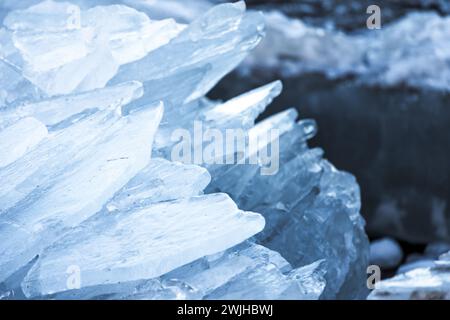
[
  {"x1": 0, "y1": 81, "x2": 143, "y2": 129},
  {"x1": 1, "y1": 1, "x2": 184, "y2": 96},
  {"x1": 0, "y1": 1, "x2": 369, "y2": 300},
  {"x1": 35, "y1": 244, "x2": 324, "y2": 301},
  {"x1": 204, "y1": 108, "x2": 369, "y2": 299},
  {"x1": 22, "y1": 193, "x2": 264, "y2": 297},
  {"x1": 0, "y1": 102, "x2": 164, "y2": 283},
  {"x1": 0, "y1": 117, "x2": 47, "y2": 168}
]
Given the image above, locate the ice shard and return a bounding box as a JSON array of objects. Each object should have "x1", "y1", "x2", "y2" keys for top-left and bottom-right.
[
  {"x1": 154, "y1": 91, "x2": 369, "y2": 298},
  {"x1": 0, "y1": 103, "x2": 163, "y2": 283},
  {"x1": 32, "y1": 243, "x2": 325, "y2": 301},
  {"x1": 0, "y1": 1, "x2": 370, "y2": 300},
  {"x1": 0, "y1": 81, "x2": 143, "y2": 129},
  {"x1": 204, "y1": 109, "x2": 369, "y2": 299},
  {"x1": 0, "y1": 117, "x2": 48, "y2": 168},
  {"x1": 22, "y1": 193, "x2": 264, "y2": 297},
  {"x1": 114, "y1": 1, "x2": 369, "y2": 299},
  {"x1": 106, "y1": 158, "x2": 211, "y2": 212},
  {"x1": 2, "y1": 0, "x2": 184, "y2": 95},
  {"x1": 0, "y1": 59, "x2": 46, "y2": 108},
  {"x1": 158, "y1": 243, "x2": 325, "y2": 301},
  {"x1": 109, "y1": 1, "x2": 265, "y2": 102}
]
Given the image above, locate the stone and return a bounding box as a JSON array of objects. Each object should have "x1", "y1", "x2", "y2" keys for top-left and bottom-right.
[{"x1": 370, "y1": 238, "x2": 404, "y2": 270}]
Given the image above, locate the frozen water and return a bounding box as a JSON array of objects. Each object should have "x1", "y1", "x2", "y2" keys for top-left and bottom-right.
[
  {"x1": 2, "y1": 1, "x2": 184, "y2": 95},
  {"x1": 158, "y1": 85, "x2": 369, "y2": 298},
  {"x1": 0, "y1": 81, "x2": 143, "y2": 129},
  {"x1": 369, "y1": 251, "x2": 450, "y2": 300},
  {"x1": 0, "y1": 1, "x2": 370, "y2": 300},
  {"x1": 109, "y1": 1, "x2": 265, "y2": 102},
  {"x1": 0, "y1": 59, "x2": 46, "y2": 108},
  {"x1": 106, "y1": 158, "x2": 211, "y2": 212},
  {"x1": 42, "y1": 243, "x2": 325, "y2": 300},
  {"x1": 0, "y1": 117, "x2": 47, "y2": 168},
  {"x1": 0, "y1": 103, "x2": 163, "y2": 283},
  {"x1": 243, "y1": 10, "x2": 450, "y2": 91},
  {"x1": 22, "y1": 193, "x2": 264, "y2": 297}
]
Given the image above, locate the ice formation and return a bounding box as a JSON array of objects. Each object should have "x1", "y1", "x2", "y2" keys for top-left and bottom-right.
[
  {"x1": 105, "y1": 0, "x2": 450, "y2": 92},
  {"x1": 202, "y1": 2, "x2": 450, "y2": 245},
  {"x1": 369, "y1": 251, "x2": 450, "y2": 300},
  {"x1": 244, "y1": 10, "x2": 450, "y2": 92},
  {"x1": 0, "y1": 1, "x2": 369, "y2": 300}
]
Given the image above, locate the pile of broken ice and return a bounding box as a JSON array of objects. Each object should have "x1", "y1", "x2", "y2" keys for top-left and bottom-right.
[
  {"x1": 0, "y1": 1, "x2": 369, "y2": 300},
  {"x1": 369, "y1": 252, "x2": 450, "y2": 300},
  {"x1": 244, "y1": 9, "x2": 450, "y2": 91}
]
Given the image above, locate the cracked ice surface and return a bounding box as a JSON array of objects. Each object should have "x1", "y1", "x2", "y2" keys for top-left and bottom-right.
[{"x1": 0, "y1": 1, "x2": 368, "y2": 300}]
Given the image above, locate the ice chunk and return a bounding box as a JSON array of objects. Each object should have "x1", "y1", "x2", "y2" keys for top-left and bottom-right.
[
  {"x1": 41, "y1": 243, "x2": 325, "y2": 300},
  {"x1": 152, "y1": 82, "x2": 286, "y2": 161},
  {"x1": 162, "y1": 243, "x2": 325, "y2": 301},
  {"x1": 203, "y1": 109, "x2": 369, "y2": 299},
  {"x1": 21, "y1": 194, "x2": 265, "y2": 297},
  {"x1": 368, "y1": 252, "x2": 450, "y2": 300},
  {"x1": 0, "y1": 103, "x2": 163, "y2": 283},
  {"x1": 0, "y1": 59, "x2": 45, "y2": 108},
  {"x1": 120, "y1": 0, "x2": 212, "y2": 23},
  {"x1": 148, "y1": 71, "x2": 368, "y2": 299},
  {"x1": 202, "y1": 81, "x2": 282, "y2": 130},
  {"x1": 0, "y1": 81, "x2": 143, "y2": 129},
  {"x1": 397, "y1": 260, "x2": 436, "y2": 275},
  {"x1": 0, "y1": 117, "x2": 48, "y2": 168},
  {"x1": 3, "y1": 1, "x2": 184, "y2": 95},
  {"x1": 0, "y1": 1, "x2": 371, "y2": 301},
  {"x1": 110, "y1": 1, "x2": 265, "y2": 102},
  {"x1": 243, "y1": 10, "x2": 450, "y2": 91},
  {"x1": 101, "y1": 2, "x2": 369, "y2": 300},
  {"x1": 4, "y1": 0, "x2": 82, "y2": 32},
  {"x1": 201, "y1": 246, "x2": 326, "y2": 300},
  {"x1": 82, "y1": 5, "x2": 185, "y2": 65},
  {"x1": 106, "y1": 158, "x2": 211, "y2": 212}
]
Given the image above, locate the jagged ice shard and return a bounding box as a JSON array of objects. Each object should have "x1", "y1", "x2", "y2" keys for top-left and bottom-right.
[
  {"x1": 0, "y1": 0, "x2": 369, "y2": 300},
  {"x1": 0, "y1": 103, "x2": 164, "y2": 283},
  {"x1": 22, "y1": 193, "x2": 265, "y2": 297}
]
